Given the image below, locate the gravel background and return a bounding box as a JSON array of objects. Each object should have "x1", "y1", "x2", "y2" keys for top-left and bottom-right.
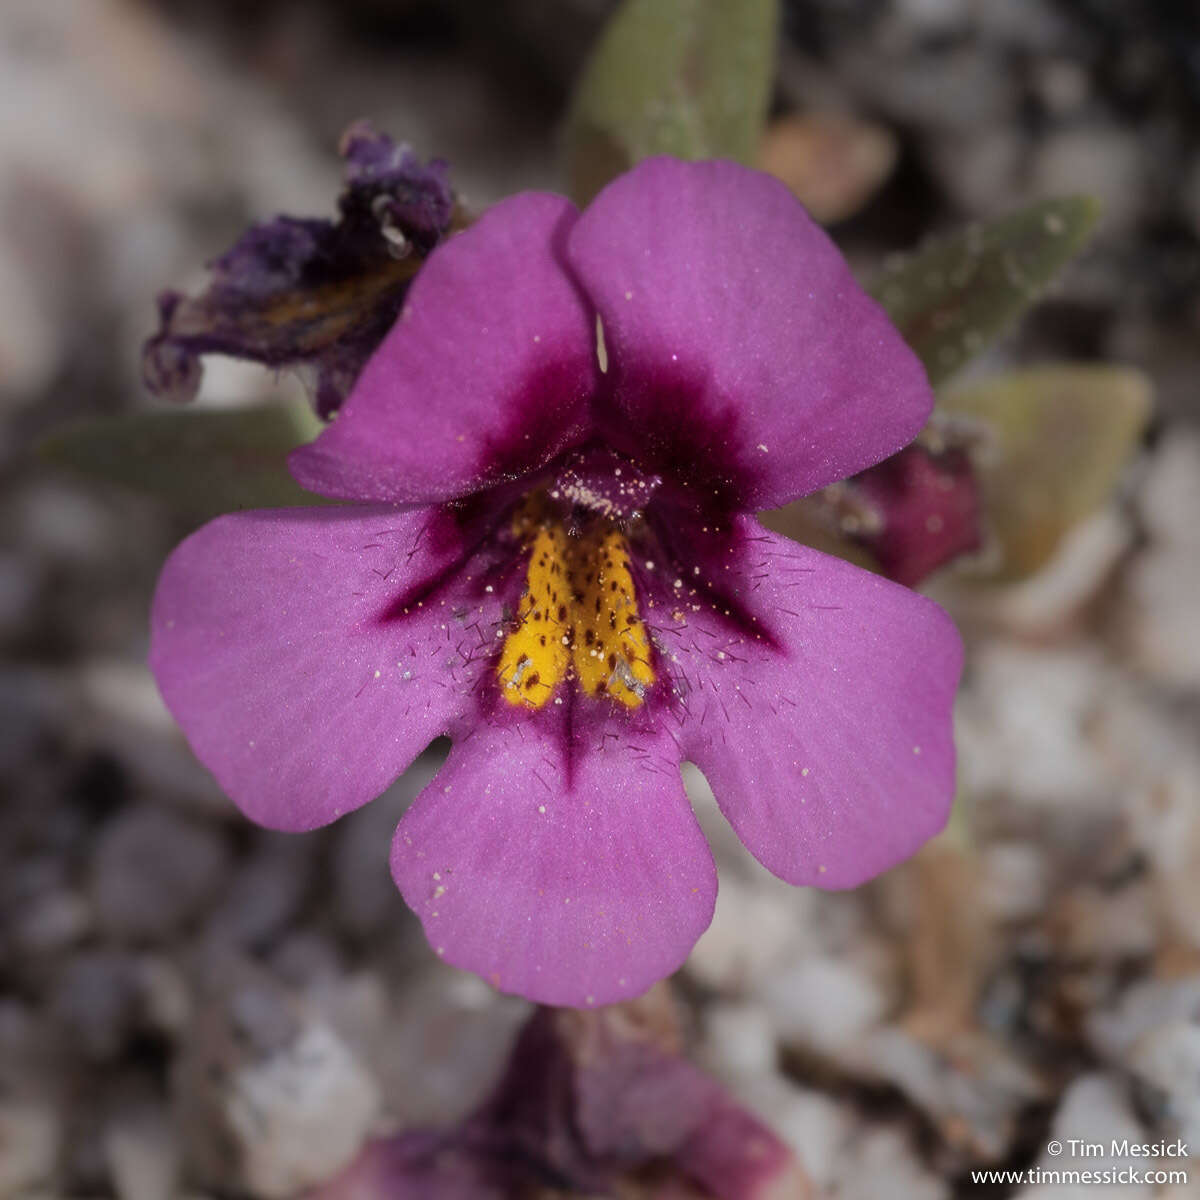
[{"x1": 3, "y1": 1, "x2": 1200, "y2": 1196}]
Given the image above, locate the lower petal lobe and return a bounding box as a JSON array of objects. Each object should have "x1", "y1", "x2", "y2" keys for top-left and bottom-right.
[
  {"x1": 391, "y1": 703, "x2": 716, "y2": 1006},
  {"x1": 650, "y1": 515, "x2": 962, "y2": 889},
  {"x1": 150, "y1": 504, "x2": 507, "y2": 831}
]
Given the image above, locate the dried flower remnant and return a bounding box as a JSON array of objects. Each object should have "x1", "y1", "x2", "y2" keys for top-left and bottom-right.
[
  {"x1": 313, "y1": 989, "x2": 811, "y2": 1200},
  {"x1": 142, "y1": 121, "x2": 455, "y2": 418},
  {"x1": 150, "y1": 157, "x2": 962, "y2": 1006}
]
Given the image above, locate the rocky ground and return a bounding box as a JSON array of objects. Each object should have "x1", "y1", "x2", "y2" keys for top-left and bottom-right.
[{"x1": 2, "y1": 1, "x2": 1199, "y2": 1196}]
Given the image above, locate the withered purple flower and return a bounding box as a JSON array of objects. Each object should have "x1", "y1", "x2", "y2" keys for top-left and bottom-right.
[
  {"x1": 150, "y1": 158, "x2": 962, "y2": 1006},
  {"x1": 142, "y1": 121, "x2": 454, "y2": 418}
]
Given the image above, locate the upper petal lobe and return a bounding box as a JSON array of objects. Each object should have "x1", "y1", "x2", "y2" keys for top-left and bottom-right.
[
  {"x1": 567, "y1": 158, "x2": 933, "y2": 510},
  {"x1": 150, "y1": 504, "x2": 508, "y2": 831},
  {"x1": 291, "y1": 192, "x2": 599, "y2": 504},
  {"x1": 391, "y1": 706, "x2": 716, "y2": 1006},
  {"x1": 651, "y1": 516, "x2": 962, "y2": 888}
]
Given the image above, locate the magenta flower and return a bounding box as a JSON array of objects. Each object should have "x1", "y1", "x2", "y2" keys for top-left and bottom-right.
[{"x1": 150, "y1": 158, "x2": 962, "y2": 1006}]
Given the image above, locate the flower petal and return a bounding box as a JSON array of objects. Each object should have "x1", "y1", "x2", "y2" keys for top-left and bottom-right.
[
  {"x1": 391, "y1": 710, "x2": 715, "y2": 1006},
  {"x1": 566, "y1": 157, "x2": 933, "y2": 509},
  {"x1": 150, "y1": 505, "x2": 508, "y2": 831},
  {"x1": 655, "y1": 516, "x2": 961, "y2": 888},
  {"x1": 290, "y1": 193, "x2": 599, "y2": 503}
]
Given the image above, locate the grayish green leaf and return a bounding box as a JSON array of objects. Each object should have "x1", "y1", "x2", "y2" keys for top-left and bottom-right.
[
  {"x1": 37, "y1": 400, "x2": 330, "y2": 520},
  {"x1": 871, "y1": 195, "x2": 1102, "y2": 387},
  {"x1": 564, "y1": 0, "x2": 778, "y2": 205},
  {"x1": 941, "y1": 364, "x2": 1152, "y2": 580}
]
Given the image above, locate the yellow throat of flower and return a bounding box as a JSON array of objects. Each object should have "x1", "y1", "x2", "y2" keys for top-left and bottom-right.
[{"x1": 497, "y1": 512, "x2": 655, "y2": 709}]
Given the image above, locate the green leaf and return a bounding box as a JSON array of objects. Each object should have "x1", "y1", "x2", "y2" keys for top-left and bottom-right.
[
  {"x1": 564, "y1": 0, "x2": 778, "y2": 206},
  {"x1": 870, "y1": 195, "x2": 1102, "y2": 387},
  {"x1": 941, "y1": 364, "x2": 1152, "y2": 581},
  {"x1": 37, "y1": 400, "x2": 330, "y2": 520}
]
